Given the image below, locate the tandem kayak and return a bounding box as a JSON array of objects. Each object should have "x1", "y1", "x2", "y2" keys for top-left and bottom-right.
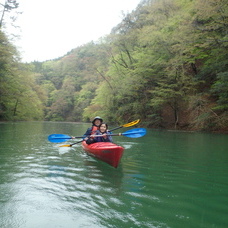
[{"x1": 81, "y1": 141, "x2": 124, "y2": 168}]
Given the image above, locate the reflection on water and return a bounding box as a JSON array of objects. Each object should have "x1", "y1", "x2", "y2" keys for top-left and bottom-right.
[{"x1": 0, "y1": 122, "x2": 228, "y2": 228}]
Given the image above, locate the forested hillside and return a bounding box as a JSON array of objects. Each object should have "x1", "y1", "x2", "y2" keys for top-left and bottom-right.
[
  {"x1": 1, "y1": 0, "x2": 228, "y2": 132},
  {"x1": 0, "y1": 30, "x2": 45, "y2": 120}
]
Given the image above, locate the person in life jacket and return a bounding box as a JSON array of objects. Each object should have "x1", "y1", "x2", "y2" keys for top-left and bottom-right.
[
  {"x1": 82, "y1": 116, "x2": 103, "y2": 140},
  {"x1": 86, "y1": 123, "x2": 113, "y2": 145}
]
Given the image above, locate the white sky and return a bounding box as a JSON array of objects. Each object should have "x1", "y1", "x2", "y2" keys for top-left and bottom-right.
[{"x1": 2, "y1": 0, "x2": 141, "y2": 62}]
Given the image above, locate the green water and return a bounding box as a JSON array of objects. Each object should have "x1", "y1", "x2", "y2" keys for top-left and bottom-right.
[{"x1": 0, "y1": 121, "x2": 227, "y2": 228}]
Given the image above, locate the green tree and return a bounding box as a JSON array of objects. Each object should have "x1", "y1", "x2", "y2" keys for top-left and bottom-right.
[{"x1": 0, "y1": 30, "x2": 44, "y2": 120}]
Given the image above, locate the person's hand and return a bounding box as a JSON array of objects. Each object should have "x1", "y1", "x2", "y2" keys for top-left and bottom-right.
[{"x1": 103, "y1": 133, "x2": 107, "y2": 139}]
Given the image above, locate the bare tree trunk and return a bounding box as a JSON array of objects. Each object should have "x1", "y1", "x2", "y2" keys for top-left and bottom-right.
[
  {"x1": 13, "y1": 99, "x2": 19, "y2": 116},
  {"x1": 174, "y1": 108, "x2": 179, "y2": 129},
  {"x1": 0, "y1": 1, "x2": 7, "y2": 28}
]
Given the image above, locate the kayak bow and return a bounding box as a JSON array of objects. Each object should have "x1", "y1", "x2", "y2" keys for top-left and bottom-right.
[{"x1": 81, "y1": 141, "x2": 124, "y2": 168}]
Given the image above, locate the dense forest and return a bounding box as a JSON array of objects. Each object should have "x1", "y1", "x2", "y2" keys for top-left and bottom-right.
[{"x1": 0, "y1": 0, "x2": 227, "y2": 132}]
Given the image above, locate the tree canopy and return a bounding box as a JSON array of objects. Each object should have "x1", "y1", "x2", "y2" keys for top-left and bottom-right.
[{"x1": 1, "y1": 0, "x2": 227, "y2": 132}]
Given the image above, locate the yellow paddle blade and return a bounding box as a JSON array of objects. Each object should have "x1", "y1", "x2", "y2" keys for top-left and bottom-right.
[
  {"x1": 59, "y1": 144, "x2": 72, "y2": 147},
  {"x1": 122, "y1": 119, "x2": 140, "y2": 127}
]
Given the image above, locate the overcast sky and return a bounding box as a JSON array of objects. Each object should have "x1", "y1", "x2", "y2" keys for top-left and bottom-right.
[{"x1": 3, "y1": 0, "x2": 141, "y2": 62}]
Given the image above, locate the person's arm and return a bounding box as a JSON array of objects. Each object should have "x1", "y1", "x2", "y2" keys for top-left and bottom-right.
[
  {"x1": 86, "y1": 130, "x2": 99, "y2": 144},
  {"x1": 86, "y1": 136, "x2": 96, "y2": 144},
  {"x1": 102, "y1": 132, "x2": 113, "y2": 142},
  {"x1": 107, "y1": 132, "x2": 113, "y2": 142},
  {"x1": 105, "y1": 131, "x2": 113, "y2": 142},
  {"x1": 92, "y1": 130, "x2": 103, "y2": 142},
  {"x1": 83, "y1": 127, "x2": 92, "y2": 139}
]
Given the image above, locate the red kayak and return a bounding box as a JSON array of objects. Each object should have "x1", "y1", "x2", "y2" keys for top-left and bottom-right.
[{"x1": 81, "y1": 141, "x2": 124, "y2": 168}]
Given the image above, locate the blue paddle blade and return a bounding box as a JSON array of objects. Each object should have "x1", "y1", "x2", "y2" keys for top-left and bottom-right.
[
  {"x1": 48, "y1": 134, "x2": 72, "y2": 143},
  {"x1": 122, "y1": 128, "x2": 147, "y2": 138}
]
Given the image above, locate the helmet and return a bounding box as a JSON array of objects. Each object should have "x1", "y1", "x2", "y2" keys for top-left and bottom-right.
[{"x1": 92, "y1": 116, "x2": 103, "y2": 124}]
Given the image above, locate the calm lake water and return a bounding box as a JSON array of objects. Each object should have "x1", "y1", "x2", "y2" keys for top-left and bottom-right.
[{"x1": 0, "y1": 121, "x2": 228, "y2": 228}]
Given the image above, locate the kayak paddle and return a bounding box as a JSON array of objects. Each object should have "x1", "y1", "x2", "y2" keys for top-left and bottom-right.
[
  {"x1": 49, "y1": 128, "x2": 146, "y2": 143},
  {"x1": 59, "y1": 128, "x2": 146, "y2": 147},
  {"x1": 49, "y1": 119, "x2": 140, "y2": 144}
]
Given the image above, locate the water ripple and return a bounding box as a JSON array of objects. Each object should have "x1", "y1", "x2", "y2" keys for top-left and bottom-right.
[{"x1": 1, "y1": 122, "x2": 228, "y2": 228}]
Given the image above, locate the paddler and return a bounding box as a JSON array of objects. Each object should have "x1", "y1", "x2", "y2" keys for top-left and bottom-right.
[
  {"x1": 86, "y1": 123, "x2": 113, "y2": 144},
  {"x1": 82, "y1": 116, "x2": 103, "y2": 140}
]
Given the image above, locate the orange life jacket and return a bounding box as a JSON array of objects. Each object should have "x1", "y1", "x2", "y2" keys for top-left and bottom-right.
[{"x1": 91, "y1": 125, "x2": 99, "y2": 135}]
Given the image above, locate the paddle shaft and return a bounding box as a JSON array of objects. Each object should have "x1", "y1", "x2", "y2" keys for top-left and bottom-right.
[
  {"x1": 110, "y1": 126, "x2": 123, "y2": 131},
  {"x1": 90, "y1": 133, "x2": 123, "y2": 137},
  {"x1": 69, "y1": 140, "x2": 83, "y2": 146}
]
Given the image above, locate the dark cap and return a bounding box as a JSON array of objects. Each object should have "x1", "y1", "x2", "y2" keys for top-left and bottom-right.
[{"x1": 92, "y1": 116, "x2": 103, "y2": 124}]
